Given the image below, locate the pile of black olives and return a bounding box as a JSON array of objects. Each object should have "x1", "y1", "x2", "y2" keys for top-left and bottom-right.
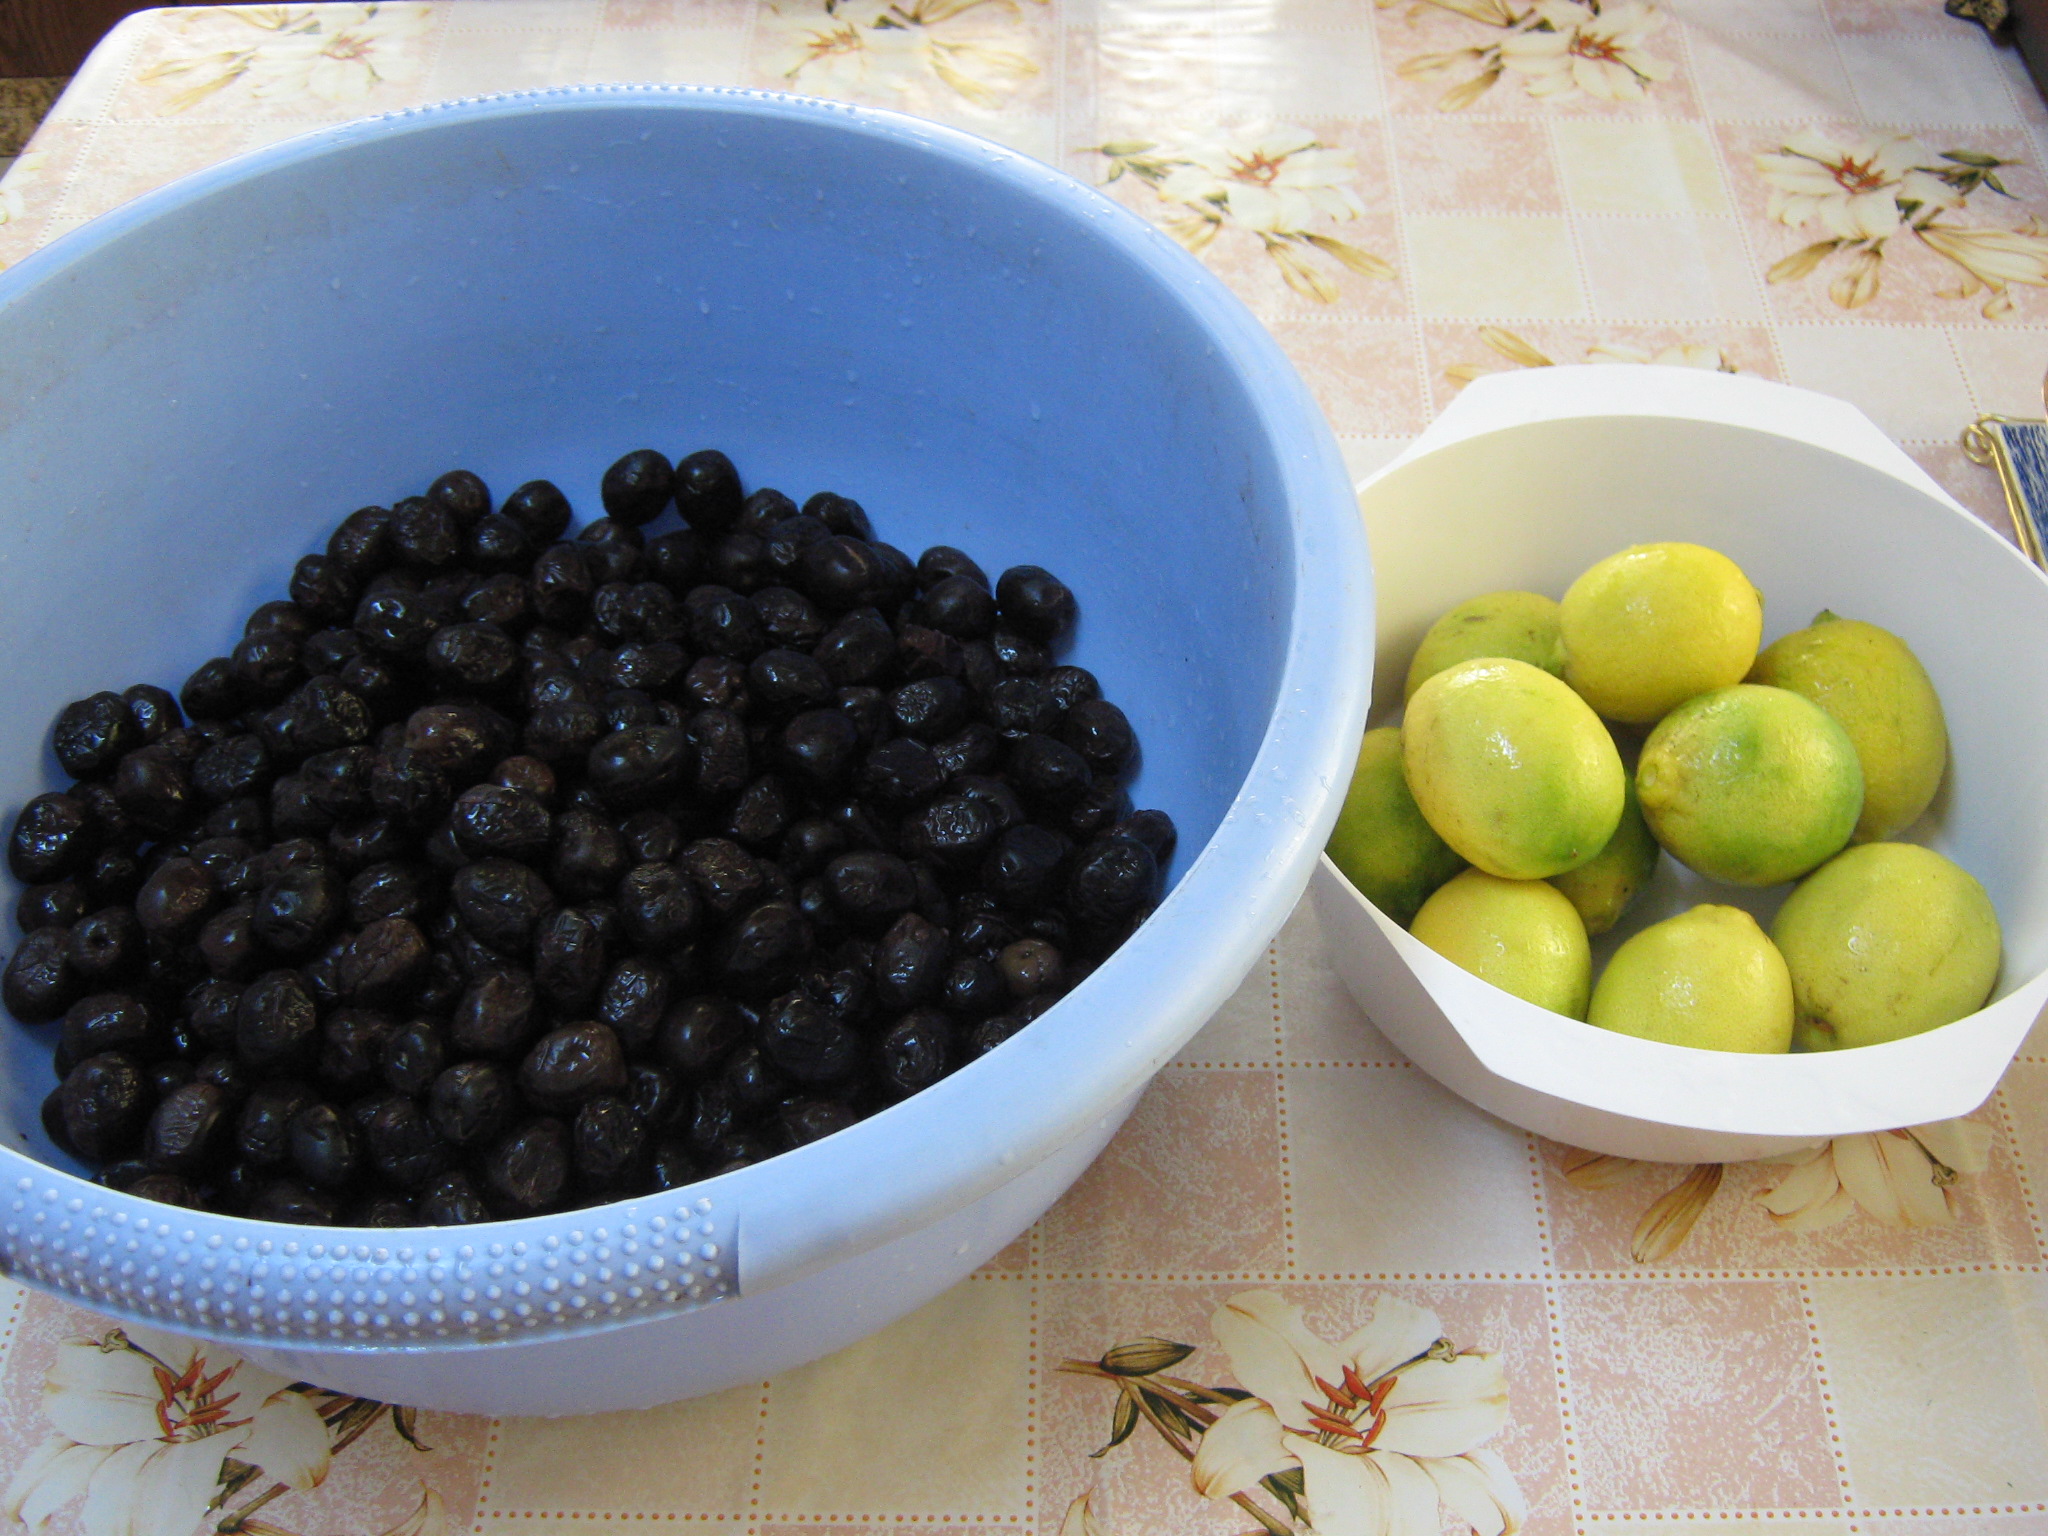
[{"x1": 1, "y1": 449, "x2": 1173, "y2": 1226}]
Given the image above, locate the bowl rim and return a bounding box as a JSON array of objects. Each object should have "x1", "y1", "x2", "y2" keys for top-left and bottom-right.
[
  {"x1": 0, "y1": 85, "x2": 1374, "y2": 1346},
  {"x1": 1327, "y1": 365, "x2": 2048, "y2": 1142}
]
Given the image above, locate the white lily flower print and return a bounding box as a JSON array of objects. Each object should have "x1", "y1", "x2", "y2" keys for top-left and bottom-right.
[
  {"x1": 1095, "y1": 130, "x2": 1392, "y2": 303},
  {"x1": 1497, "y1": 0, "x2": 1671, "y2": 102},
  {"x1": 1756, "y1": 1120, "x2": 1995, "y2": 1232},
  {"x1": 2, "y1": 1326, "x2": 330, "y2": 1536},
  {"x1": 136, "y1": 6, "x2": 429, "y2": 114},
  {"x1": 768, "y1": 0, "x2": 1046, "y2": 111},
  {"x1": 1391, "y1": 0, "x2": 1671, "y2": 112},
  {"x1": 1189, "y1": 1291, "x2": 1524, "y2": 1536},
  {"x1": 1754, "y1": 130, "x2": 2048, "y2": 316},
  {"x1": 1445, "y1": 326, "x2": 1738, "y2": 386}
]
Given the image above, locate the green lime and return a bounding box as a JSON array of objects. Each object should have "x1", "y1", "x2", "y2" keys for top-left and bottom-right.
[
  {"x1": 1772, "y1": 842, "x2": 2001, "y2": 1049},
  {"x1": 1587, "y1": 904, "x2": 1794, "y2": 1053},
  {"x1": 1636, "y1": 684, "x2": 1863, "y2": 886},
  {"x1": 1561, "y1": 542, "x2": 1763, "y2": 724},
  {"x1": 1748, "y1": 611, "x2": 1948, "y2": 843},
  {"x1": 1404, "y1": 658, "x2": 1626, "y2": 881},
  {"x1": 1410, "y1": 868, "x2": 1592, "y2": 1019},
  {"x1": 1326, "y1": 726, "x2": 1466, "y2": 926},
  {"x1": 1404, "y1": 591, "x2": 1566, "y2": 702},
  {"x1": 1549, "y1": 772, "x2": 1658, "y2": 937}
]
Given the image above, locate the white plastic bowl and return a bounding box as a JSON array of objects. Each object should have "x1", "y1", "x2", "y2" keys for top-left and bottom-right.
[
  {"x1": 1314, "y1": 364, "x2": 2048, "y2": 1165},
  {"x1": 0, "y1": 89, "x2": 1372, "y2": 1412}
]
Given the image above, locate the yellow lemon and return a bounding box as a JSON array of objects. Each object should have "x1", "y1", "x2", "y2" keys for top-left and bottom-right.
[
  {"x1": 1560, "y1": 542, "x2": 1763, "y2": 724},
  {"x1": 1410, "y1": 869, "x2": 1592, "y2": 1018},
  {"x1": 1747, "y1": 611, "x2": 1948, "y2": 843},
  {"x1": 1636, "y1": 684, "x2": 1863, "y2": 886},
  {"x1": 1587, "y1": 904, "x2": 1794, "y2": 1053},
  {"x1": 1326, "y1": 727, "x2": 1467, "y2": 926},
  {"x1": 1549, "y1": 772, "x2": 1658, "y2": 937},
  {"x1": 1403, "y1": 591, "x2": 1566, "y2": 702},
  {"x1": 1404, "y1": 658, "x2": 1627, "y2": 880},
  {"x1": 1771, "y1": 842, "x2": 2000, "y2": 1050}
]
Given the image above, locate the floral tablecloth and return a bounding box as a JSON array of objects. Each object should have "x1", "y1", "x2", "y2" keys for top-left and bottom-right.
[{"x1": 3, "y1": 2, "x2": 2048, "y2": 1534}]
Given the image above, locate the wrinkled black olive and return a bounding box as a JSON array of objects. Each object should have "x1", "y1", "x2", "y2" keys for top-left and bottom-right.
[
  {"x1": 59, "y1": 993, "x2": 158, "y2": 1076},
  {"x1": 252, "y1": 862, "x2": 341, "y2": 955},
  {"x1": 484, "y1": 1118, "x2": 569, "y2": 1212},
  {"x1": 451, "y1": 858, "x2": 556, "y2": 953},
  {"x1": 779, "y1": 709, "x2": 860, "y2": 792},
  {"x1": 59, "y1": 1052, "x2": 151, "y2": 1162},
  {"x1": 572, "y1": 1095, "x2": 649, "y2": 1185},
  {"x1": 502, "y1": 479, "x2": 573, "y2": 545},
  {"x1": 758, "y1": 991, "x2": 860, "y2": 1084},
  {"x1": 858, "y1": 739, "x2": 945, "y2": 811},
  {"x1": 451, "y1": 969, "x2": 541, "y2": 1059},
  {"x1": 878, "y1": 1008, "x2": 954, "y2": 1098},
  {"x1": 813, "y1": 609, "x2": 895, "y2": 685},
  {"x1": 602, "y1": 448, "x2": 674, "y2": 526},
  {"x1": 144, "y1": 1082, "x2": 231, "y2": 1172},
  {"x1": 18, "y1": 878, "x2": 90, "y2": 933},
  {"x1": 587, "y1": 725, "x2": 688, "y2": 808},
  {"x1": 66, "y1": 906, "x2": 144, "y2": 985},
  {"x1": 429, "y1": 1060, "x2": 517, "y2": 1148},
  {"x1": 901, "y1": 795, "x2": 998, "y2": 872},
  {"x1": 9, "y1": 794, "x2": 96, "y2": 888},
  {"x1": 872, "y1": 912, "x2": 950, "y2": 1010},
  {"x1": 520, "y1": 1022, "x2": 628, "y2": 1111},
  {"x1": 918, "y1": 575, "x2": 997, "y2": 640},
  {"x1": 715, "y1": 902, "x2": 811, "y2": 995},
  {"x1": 54, "y1": 693, "x2": 138, "y2": 779},
  {"x1": 824, "y1": 850, "x2": 918, "y2": 927},
  {"x1": 774, "y1": 1098, "x2": 860, "y2": 1149},
  {"x1": 983, "y1": 824, "x2": 1070, "y2": 909},
  {"x1": 534, "y1": 906, "x2": 609, "y2": 1012},
  {"x1": 236, "y1": 970, "x2": 318, "y2": 1071},
  {"x1": 658, "y1": 994, "x2": 748, "y2": 1077},
  {"x1": 1069, "y1": 834, "x2": 1162, "y2": 928},
  {"x1": 379, "y1": 1018, "x2": 445, "y2": 1098},
  {"x1": 966, "y1": 1012, "x2": 1028, "y2": 1059},
  {"x1": 597, "y1": 955, "x2": 672, "y2": 1051},
  {"x1": 365, "y1": 1096, "x2": 452, "y2": 1190},
  {"x1": 288, "y1": 1102, "x2": 359, "y2": 1189},
  {"x1": 236, "y1": 1080, "x2": 315, "y2": 1167}
]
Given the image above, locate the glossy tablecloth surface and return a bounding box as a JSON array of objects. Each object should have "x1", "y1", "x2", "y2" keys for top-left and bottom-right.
[{"x1": 2, "y1": 4, "x2": 2047, "y2": 1534}]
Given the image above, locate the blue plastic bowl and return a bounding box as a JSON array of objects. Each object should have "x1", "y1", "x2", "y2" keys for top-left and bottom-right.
[{"x1": 0, "y1": 87, "x2": 1371, "y2": 1412}]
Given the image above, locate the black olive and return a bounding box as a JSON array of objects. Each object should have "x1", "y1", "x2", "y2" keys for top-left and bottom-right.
[
  {"x1": 287, "y1": 1102, "x2": 359, "y2": 1188},
  {"x1": 774, "y1": 1098, "x2": 860, "y2": 1150},
  {"x1": 451, "y1": 857, "x2": 556, "y2": 953},
  {"x1": 797, "y1": 537, "x2": 886, "y2": 610},
  {"x1": 446, "y1": 784, "x2": 550, "y2": 864},
  {"x1": 752, "y1": 586, "x2": 827, "y2": 650},
  {"x1": 328, "y1": 506, "x2": 395, "y2": 579},
  {"x1": 534, "y1": 906, "x2": 609, "y2": 1012},
  {"x1": 523, "y1": 698, "x2": 603, "y2": 766},
  {"x1": 1069, "y1": 834, "x2": 1162, "y2": 929},
  {"x1": 644, "y1": 529, "x2": 705, "y2": 593},
  {"x1": 870, "y1": 913, "x2": 950, "y2": 1010},
  {"x1": 598, "y1": 687, "x2": 665, "y2": 734},
  {"x1": 617, "y1": 809, "x2": 679, "y2": 863},
  {"x1": 757, "y1": 991, "x2": 860, "y2": 1084},
  {"x1": 877, "y1": 1008, "x2": 954, "y2": 1098},
  {"x1": 581, "y1": 521, "x2": 645, "y2": 586},
  {"x1": 180, "y1": 978, "x2": 240, "y2": 1050},
  {"x1": 53, "y1": 692, "x2": 139, "y2": 779},
  {"x1": 319, "y1": 1007, "x2": 397, "y2": 1096},
  {"x1": 991, "y1": 627, "x2": 1051, "y2": 676},
  {"x1": 572, "y1": 1095, "x2": 649, "y2": 1186},
  {"x1": 721, "y1": 1042, "x2": 787, "y2": 1110},
  {"x1": 375, "y1": 1019, "x2": 443, "y2": 1098},
  {"x1": 180, "y1": 657, "x2": 244, "y2": 721},
  {"x1": 658, "y1": 995, "x2": 748, "y2": 1077},
  {"x1": 17, "y1": 878, "x2": 90, "y2": 932},
  {"x1": 938, "y1": 953, "x2": 1006, "y2": 1017},
  {"x1": 59, "y1": 1052, "x2": 151, "y2": 1162},
  {"x1": 531, "y1": 543, "x2": 596, "y2": 626},
  {"x1": 900, "y1": 795, "x2": 998, "y2": 872},
  {"x1": 895, "y1": 622, "x2": 964, "y2": 681},
  {"x1": 1061, "y1": 780, "x2": 1134, "y2": 842},
  {"x1": 425, "y1": 469, "x2": 490, "y2": 528},
  {"x1": 120, "y1": 684, "x2": 182, "y2": 744},
  {"x1": 813, "y1": 610, "x2": 895, "y2": 685},
  {"x1": 716, "y1": 902, "x2": 812, "y2": 995},
  {"x1": 592, "y1": 581, "x2": 681, "y2": 643},
  {"x1": 229, "y1": 632, "x2": 305, "y2": 703},
  {"x1": 587, "y1": 959, "x2": 665, "y2": 1053},
  {"x1": 586, "y1": 725, "x2": 688, "y2": 808},
  {"x1": 549, "y1": 808, "x2": 629, "y2": 900},
  {"x1": 235, "y1": 1080, "x2": 315, "y2": 1167},
  {"x1": 726, "y1": 775, "x2": 794, "y2": 850},
  {"x1": 9, "y1": 793, "x2": 96, "y2": 885},
  {"x1": 236, "y1": 970, "x2": 319, "y2": 1071},
  {"x1": 427, "y1": 622, "x2": 518, "y2": 695},
  {"x1": 602, "y1": 448, "x2": 675, "y2": 526},
  {"x1": 289, "y1": 555, "x2": 359, "y2": 626},
  {"x1": 911, "y1": 544, "x2": 982, "y2": 588},
  {"x1": 966, "y1": 1012, "x2": 1028, "y2": 1059},
  {"x1": 484, "y1": 1118, "x2": 569, "y2": 1213},
  {"x1": 889, "y1": 677, "x2": 971, "y2": 742},
  {"x1": 58, "y1": 993, "x2": 158, "y2": 1076},
  {"x1": 403, "y1": 701, "x2": 516, "y2": 781},
  {"x1": 429, "y1": 1060, "x2": 517, "y2": 1148},
  {"x1": 799, "y1": 491, "x2": 871, "y2": 540},
  {"x1": 66, "y1": 906, "x2": 144, "y2": 985},
  {"x1": 917, "y1": 576, "x2": 997, "y2": 640},
  {"x1": 778, "y1": 709, "x2": 860, "y2": 792},
  {"x1": 196, "y1": 902, "x2": 262, "y2": 982},
  {"x1": 300, "y1": 627, "x2": 363, "y2": 677},
  {"x1": 244, "y1": 1179, "x2": 336, "y2": 1224},
  {"x1": 994, "y1": 565, "x2": 1078, "y2": 644},
  {"x1": 649, "y1": 1139, "x2": 698, "y2": 1190},
  {"x1": 365, "y1": 1096, "x2": 452, "y2": 1190},
  {"x1": 502, "y1": 479, "x2": 573, "y2": 544},
  {"x1": 390, "y1": 498, "x2": 461, "y2": 568},
  {"x1": 451, "y1": 969, "x2": 541, "y2": 1058},
  {"x1": 679, "y1": 839, "x2": 766, "y2": 918},
  {"x1": 143, "y1": 1082, "x2": 231, "y2": 1172},
  {"x1": 346, "y1": 862, "x2": 430, "y2": 927},
  {"x1": 463, "y1": 572, "x2": 531, "y2": 630},
  {"x1": 1009, "y1": 734, "x2": 1092, "y2": 805},
  {"x1": 688, "y1": 589, "x2": 766, "y2": 660},
  {"x1": 778, "y1": 816, "x2": 847, "y2": 877},
  {"x1": 982, "y1": 824, "x2": 1070, "y2": 909},
  {"x1": 338, "y1": 916, "x2": 430, "y2": 1006},
  {"x1": 857, "y1": 739, "x2": 945, "y2": 811},
  {"x1": 252, "y1": 863, "x2": 341, "y2": 955},
  {"x1": 298, "y1": 746, "x2": 372, "y2": 819},
  {"x1": 823, "y1": 851, "x2": 918, "y2": 929},
  {"x1": 608, "y1": 862, "x2": 694, "y2": 950},
  {"x1": 520, "y1": 1022, "x2": 628, "y2": 1110},
  {"x1": 748, "y1": 649, "x2": 833, "y2": 713}
]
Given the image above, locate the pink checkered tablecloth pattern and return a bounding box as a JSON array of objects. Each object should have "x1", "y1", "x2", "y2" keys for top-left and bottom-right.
[{"x1": 2, "y1": 4, "x2": 2048, "y2": 1534}]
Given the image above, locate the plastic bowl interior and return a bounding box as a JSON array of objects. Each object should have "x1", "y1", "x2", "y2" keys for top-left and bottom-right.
[
  {"x1": 0, "y1": 86, "x2": 1370, "y2": 1400},
  {"x1": 1317, "y1": 365, "x2": 2048, "y2": 1165}
]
